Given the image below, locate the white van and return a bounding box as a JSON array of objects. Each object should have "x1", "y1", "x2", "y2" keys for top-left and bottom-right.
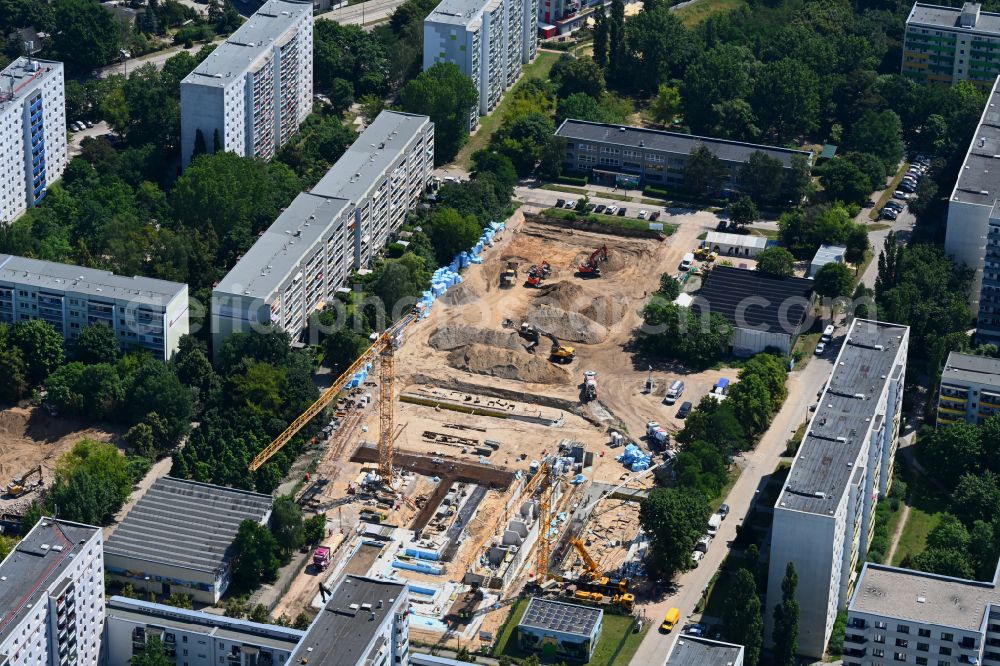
[
  {"x1": 664, "y1": 380, "x2": 684, "y2": 405},
  {"x1": 821, "y1": 325, "x2": 834, "y2": 343},
  {"x1": 708, "y1": 513, "x2": 722, "y2": 536},
  {"x1": 680, "y1": 253, "x2": 694, "y2": 271}
]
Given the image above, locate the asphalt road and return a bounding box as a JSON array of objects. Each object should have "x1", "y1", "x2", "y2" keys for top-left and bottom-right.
[
  {"x1": 315, "y1": 0, "x2": 408, "y2": 28},
  {"x1": 95, "y1": 38, "x2": 225, "y2": 79}
]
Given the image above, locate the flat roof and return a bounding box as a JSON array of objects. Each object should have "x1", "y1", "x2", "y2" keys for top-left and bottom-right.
[
  {"x1": 851, "y1": 562, "x2": 1000, "y2": 632},
  {"x1": 425, "y1": 0, "x2": 490, "y2": 26},
  {"x1": 555, "y1": 119, "x2": 812, "y2": 167},
  {"x1": 941, "y1": 350, "x2": 1000, "y2": 389},
  {"x1": 811, "y1": 244, "x2": 846, "y2": 264},
  {"x1": 214, "y1": 192, "x2": 350, "y2": 300},
  {"x1": 704, "y1": 231, "x2": 768, "y2": 250},
  {"x1": 0, "y1": 57, "x2": 61, "y2": 114},
  {"x1": 518, "y1": 597, "x2": 602, "y2": 637},
  {"x1": 0, "y1": 254, "x2": 186, "y2": 307},
  {"x1": 288, "y1": 575, "x2": 406, "y2": 666},
  {"x1": 692, "y1": 265, "x2": 814, "y2": 334},
  {"x1": 667, "y1": 636, "x2": 745, "y2": 666},
  {"x1": 183, "y1": 0, "x2": 311, "y2": 87},
  {"x1": 950, "y1": 75, "x2": 1000, "y2": 207},
  {"x1": 104, "y1": 477, "x2": 272, "y2": 574},
  {"x1": 777, "y1": 319, "x2": 909, "y2": 515},
  {"x1": 106, "y1": 596, "x2": 305, "y2": 650},
  {"x1": 0, "y1": 518, "x2": 100, "y2": 645},
  {"x1": 312, "y1": 111, "x2": 431, "y2": 203},
  {"x1": 907, "y1": 2, "x2": 1000, "y2": 35}
]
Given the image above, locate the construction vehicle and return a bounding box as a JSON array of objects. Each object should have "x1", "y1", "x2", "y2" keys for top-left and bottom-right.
[
  {"x1": 500, "y1": 261, "x2": 519, "y2": 288},
  {"x1": 249, "y1": 312, "x2": 415, "y2": 482},
  {"x1": 313, "y1": 546, "x2": 331, "y2": 571},
  {"x1": 577, "y1": 244, "x2": 609, "y2": 278},
  {"x1": 570, "y1": 537, "x2": 631, "y2": 594},
  {"x1": 546, "y1": 332, "x2": 576, "y2": 363},
  {"x1": 525, "y1": 261, "x2": 550, "y2": 288},
  {"x1": 694, "y1": 247, "x2": 719, "y2": 262},
  {"x1": 582, "y1": 371, "x2": 597, "y2": 401},
  {"x1": 6, "y1": 466, "x2": 42, "y2": 498}
]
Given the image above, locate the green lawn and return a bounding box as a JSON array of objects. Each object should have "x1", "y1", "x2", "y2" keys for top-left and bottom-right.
[
  {"x1": 891, "y1": 473, "x2": 949, "y2": 566},
  {"x1": 672, "y1": 0, "x2": 747, "y2": 28},
  {"x1": 541, "y1": 207, "x2": 677, "y2": 234},
  {"x1": 456, "y1": 51, "x2": 561, "y2": 168},
  {"x1": 869, "y1": 163, "x2": 911, "y2": 221},
  {"x1": 540, "y1": 183, "x2": 631, "y2": 202},
  {"x1": 494, "y1": 600, "x2": 645, "y2": 666}
]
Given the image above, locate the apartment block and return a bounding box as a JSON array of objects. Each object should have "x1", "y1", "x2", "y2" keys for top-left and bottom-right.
[
  {"x1": 903, "y1": 2, "x2": 1000, "y2": 90},
  {"x1": 103, "y1": 596, "x2": 304, "y2": 666},
  {"x1": 765, "y1": 319, "x2": 909, "y2": 659},
  {"x1": 845, "y1": 561, "x2": 1000, "y2": 666},
  {"x1": 180, "y1": 0, "x2": 313, "y2": 168},
  {"x1": 936, "y1": 351, "x2": 1000, "y2": 426},
  {"x1": 0, "y1": 254, "x2": 188, "y2": 361},
  {"x1": 423, "y1": 0, "x2": 537, "y2": 130},
  {"x1": 946, "y1": 75, "x2": 1000, "y2": 320},
  {"x1": 0, "y1": 518, "x2": 105, "y2": 666},
  {"x1": 211, "y1": 111, "x2": 434, "y2": 355},
  {"x1": 555, "y1": 119, "x2": 812, "y2": 193},
  {"x1": 0, "y1": 57, "x2": 67, "y2": 223},
  {"x1": 288, "y1": 575, "x2": 409, "y2": 666}
]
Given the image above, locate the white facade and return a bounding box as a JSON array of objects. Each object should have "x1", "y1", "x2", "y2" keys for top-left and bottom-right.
[
  {"x1": 0, "y1": 254, "x2": 188, "y2": 361},
  {"x1": 211, "y1": 111, "x2": 434, "y2": 355},
  {"x1": 809, "y1": 244, "x2": 846, "y2": 278},
  {"x1": 180, "y1": 0, "x2": 313, "y2": 168},
  {"x1": 0, "y1": 518, "x2": 104, "y2": 666},
  {"x1": 766, "y1": 319, "x2": 909, "y2": 659},
  {"x1": 103, "y1": 596, "x2": 304, "y2": 666},
  {"x1": 423, "y1": 0, "x2": 537, "y2": 129},
  {"x1": 0, "y1": 57, "x2": 67, "y2": 224}
]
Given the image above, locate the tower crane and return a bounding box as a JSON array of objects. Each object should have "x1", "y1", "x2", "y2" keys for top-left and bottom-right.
[{"x1": 248, "y1": 312, "x2": 415, "y2": 480}]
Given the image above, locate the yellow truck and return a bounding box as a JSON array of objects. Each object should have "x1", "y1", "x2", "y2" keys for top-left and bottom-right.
[{"x1": 661, "y1": 607, "x2": 680, "y2": 632}]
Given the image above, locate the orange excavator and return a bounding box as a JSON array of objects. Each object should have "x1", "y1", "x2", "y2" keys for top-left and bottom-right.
[
  {"x1": 525, "y1": 260, "x2": 551, "y2": 287},
  {"x1": 577, "y1": 245, "x2": 609, "y2": 278}
]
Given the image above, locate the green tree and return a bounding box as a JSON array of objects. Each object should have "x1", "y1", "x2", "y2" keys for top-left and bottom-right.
[
  {"x1": 681, "y1": 44, "x2": 756, "y2": 136},
  {"x1": 641, "y1": 300, "x2": 733, "y2": 368},
  {"x1": 727, "y1": 196, "x2": 758, "y2": 229},
  {"x1": 639, "y1": 487, "x2": 711, "y2": 579},
  {"x1": 270, "y1": 496, "x2": 305, "y2": 556},
  {"x1": 683, "y1": 146, "x2": 728, "y2": 198},
  {"x1": 131, "y1": 636, "x2": 173, "y2": 666},
  {"x1": 845, "y1": 225, "x2": 869, "y2": 268},
  {"x1": 304, "y1": 514, "x2": 326, "y2": 545},
  {"x1": 739, "y1": 151, "x2": 785, "y2": 206},
  {"x1": 72, "y1": 324, "x2": 121, "y2": 364},
  {"x1": 293, "y1": 612, "x2": 312, "y2": 630},
  {"x1": 911, "y1": 547, "x2": 975, "y2": 579},
  {"x1": 324, "y1": 328, "x2": 368, "y2": 373},
  {"x1": 470, "y1": 150, "x2": 518, "y2": 190},
  {"x1": 10, "y1": 320, "x2": 64, "y2": 384},
  {"x1": 250, "y1": 604, "x2": 269, "y2": 623},
  {"x1": 658, "y1": 274, "x2": 681, "y2": 300},
  {"x1": 813, "y1": 262, "x2": 854, "y2": 299},
  {"x1": 400, "y1": 62, "x2": 478, "y2": 164},
  {"x1": 46, "y1": 439, "x2": 132, "y2": 525},
  {"x1": 164, "y1": 593, "x2": 194, "y2": 609},
  {"x1": 771, "y1": 562, "x2": 799, "y2": 666},
  {"x1": 490, "y1": 113, "x2": 556, "y2": 177},
  {"x1": 231, "y1": 519, "x2": 280, "y2": 589},
  {"x1": 752, "y1": 58, "x2": 819, "y2": 141},
  {"x1": 0, "y1": 347, "x2": 28, "y2": 402},
  {"x1": 818, "y1": 157, "x2": 872, "y2": 205},
  {"x1": 556, "y1": 92, "x2": 623, "y2": 124},
  {"x1": 50, "y1": 0, "x2": 121, "y2": 71},
  {"x1": 722, "y1": 569, "x2": 762, "y2": 666},
  {"x1": 848, "y1": 110, "x2": 904, "y2": 173},
  {"x1": 927, "y1": 514, "x2": 971, "y2": 551},
  {"x1": 921, "y1": 423, "x2": 982, "y2": 487},
  {"x1": 649, "y1": 84, "x2": 682, "y2": 126},
  {"x1": 550, "y1": 55, "x2": 605, "y2": 99},
  {"x1": 755, "y1": 247, "x2": 795, "y2": 278},
  {"x1": 126, "y1": 362, "x2": 194, "y2": 443},
  {"x1": 425, "y1": 207, "x2": 481, "y2": 265},
  {"x1": 620, "y1": 6, "x2": 691, "y2": 93},
  {"x1": 592, "y1": 9, "x2": 608, "y2": 69},
  {"x1": 953, "y1": 471, "x2": 1000, "y2": 525}
]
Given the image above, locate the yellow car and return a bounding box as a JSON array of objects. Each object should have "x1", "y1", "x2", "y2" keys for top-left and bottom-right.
[{"x1": 661, "y1": 607, "x2": 680, "y2": 632}]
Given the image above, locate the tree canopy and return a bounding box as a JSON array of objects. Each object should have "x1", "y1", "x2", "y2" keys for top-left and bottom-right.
[
  {"x1": 400, "y1": 62, "x2": 478, "y2": 164},
  {"x1": 639, "y1": 487, "x2": 711, "y2": 579}
]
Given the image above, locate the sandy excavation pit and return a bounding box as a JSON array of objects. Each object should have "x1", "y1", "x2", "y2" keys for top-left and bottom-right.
[{"x1": 447, "y1": 343, "x2": 571, "y2": 383}]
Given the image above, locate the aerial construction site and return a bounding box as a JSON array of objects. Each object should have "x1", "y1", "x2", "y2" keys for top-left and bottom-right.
[{"x1": 267, "y1": 209, "x2": 735, "y2": 649}]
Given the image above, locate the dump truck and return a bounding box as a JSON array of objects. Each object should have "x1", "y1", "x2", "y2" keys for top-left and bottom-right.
[
  {"x1": 6, "y1": 466, "x2": 42, "y2": 498},
  {"x1": 500, "y1": 261, "x2": 519, "y2": 288},
  {"x1": 583, "y1": 371, "x2": 597, "y2": 401},
  {"x1": 313, "y1": 546, "x2": 331, "y2": 571},
  {"x1": 646, "y1": 421, "x2": 669, "y2": 447}
]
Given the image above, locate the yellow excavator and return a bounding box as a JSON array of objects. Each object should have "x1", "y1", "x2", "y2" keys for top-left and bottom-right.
[
  {"x1": 545, "y1": 332, "x2": 576, "y2": 364},
  {"x1": 570, "y1": 538, "x2": 634, "y2": 610},
  {"x1": 6, "y1": 465, "x2": 42, "y2": 498}
]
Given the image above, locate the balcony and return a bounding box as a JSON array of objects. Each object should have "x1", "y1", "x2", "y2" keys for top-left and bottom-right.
[
  {"x1": 845, "y1": 634, "x2": 868, "y2": 645},
  {"x1": 938, "y1": 404, "x2": 965, "y2": 415}
]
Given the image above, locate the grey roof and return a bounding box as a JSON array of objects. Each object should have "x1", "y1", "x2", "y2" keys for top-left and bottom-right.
[
  {"x1": 0, "y1": 57, "x2": 62, "y2": 115},
  {"x1": 950, "y1": 75, "x2": 1000, "y2": 207},
  {"x1": 906, "y1": 2, "x2": 1000, "y2": 35},
  {"x1": 667, "y1": 636, "x2": 745, "y2": 666},
  {"x1": 850, "y1": 562, "x2": 1000, "y2": 632},
  {"x1": 104, "y1": 477, "x2": 272, "y2": 574},
  {"x1": 214, "y1": 192, "x2": 350, "y2": 300},
  {"x1": 691, "y1": 266, "x2": 814, "y2": 334},
  {"x1": 106, "y1": 596, "x2": 305, "y2": 650},
  {"x1": 555, "y1": 119, "x2": 813, "y2": 168},
  {"x1": 182, "y1": 0, "x2": 311, "y2": 87},
  {"x1": 518, "y1": 598, "x2": 602, "y2": 637},
  {"x1": 312, "y1": 111, "x2": 431, "y2": 203},
  {"x1": 0, "y1": 518, "x2": 100, "y2": 645},
  {"x1": 425, "y1": 0, "x2": 490, "y2": 27},
  {"x1": 704, "y1": 231, "x2": 768, "y2": 250},
  {"x1": 811, "y1": 244, "x2": 846, "y2": 265},
  {"x1": 777, "y1": 319, "x2": 909, "y2": 515},
  {"x1": 941, "y1": 350, "x2": 1000, "y2": 389},
  {"x1": 0, "y1": 254, "x2": 186, "y2": 307},
  {"x1": 288, "y1": 575, "x2": 407, "y2": 666}
]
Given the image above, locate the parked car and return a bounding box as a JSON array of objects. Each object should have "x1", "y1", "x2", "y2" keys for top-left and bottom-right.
[
  {"x1": 594, "y1": 204, "x2": 606, "y2": 213},
  {"x1": 617, "y1": 207, "x2": 627, "y2": 216},
  {"x1": 881, "y1": 209, "x2": 898, "y2": 221},
  {"x1": 690, "y1": 550, "x2": 705, "y2": 567},
  {"x1": 815, "y1": 341, "x2": 827, "y2": 355},
  {"x1": 695, "y1": 535, "x2": 712, "y2": 553},
  {"x1": 718, "y1": 503, "x2": 730, "y2": 519},
  {"x1": 885, "y1": 201, "x2": 903, "y2": 212},
  {"x1": 638, "y1": 210, "x2": 649, "y2": 219},
  {"x1": 606, "y1": 205, "x2": 619, "y2": 215},
  {"x1": 650, "y1": 211, "x2": 661, "y2": 221},
  {"x1": 822, "y1": 325, "x2": 835, "y2": 342},
  {"x1": 899, "y1": 182, "x2": 917, "y2": 193},
  {"x1": 684, "y1": 623, "x2": 707, "y2": 637},
  {"x1": 555, "y1": 198, "x2": 566, "y2": 208},
  {"x1": 565, "y1": 200, "x2": 577, "y2": 209},
  {"x1": 892, "y1": 190, "x2": 909, "y2": 201},
  {"x1": 677, "y1": 401, "x2": 693, "y2": 419}
]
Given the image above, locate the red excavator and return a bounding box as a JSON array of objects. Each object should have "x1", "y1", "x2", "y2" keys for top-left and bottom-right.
[
  {"x1": 577, "y1": 245, "x2": 609, "y2": 278},
  {"x1": 525, "y1": 260, "x2": 551, "y2": 287}
]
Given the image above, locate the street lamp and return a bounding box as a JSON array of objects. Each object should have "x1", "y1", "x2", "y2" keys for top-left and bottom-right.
[{"x1": 119, "y1": 49, "x2": 131, "y2": 77}]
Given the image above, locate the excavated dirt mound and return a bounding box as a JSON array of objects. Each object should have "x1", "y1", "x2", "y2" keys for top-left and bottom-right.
[
  {"x1": 439, "y1": 280, "x2": 484, "y2": 306},
  {"x1": 533, "y1": 281, "x2": 590, "y2": 311},
  {"x1": 447, "y1": 344, "x2": 570, "y2": 384},
  {"x1": 526, "y1": 305, "x2": 609, "y2": 344},
  {"x1": 581, "y1": 295, "x2": 630, "y2": 328},
  {"x1": 429, "y1": 325, "x2": 522, "y2": 351}
]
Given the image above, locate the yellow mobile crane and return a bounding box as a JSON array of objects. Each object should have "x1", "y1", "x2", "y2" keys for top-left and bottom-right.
[
  {"x1": 569, "y1": 537, "x2": 634, "y2": 610},
  {"x1": 248, "y1": 313, "x2": 415, "y2": 481}
]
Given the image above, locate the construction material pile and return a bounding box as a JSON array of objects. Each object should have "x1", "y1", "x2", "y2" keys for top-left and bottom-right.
[
  {"x1": 416, "y1": 221, "x2": 506, "y2": 316},
  {"x1": 428, "y1": 325, "x2": 522, "y2": 351},
  {"x1": 526, "y1": 305, "x2": 608, "y2": 344},
  {"x1": 617, "y1": 444, "x2": 653, "y2": 472},
  {"x1": 447, "y1": 344, "x2": 570, "y2": 383}
]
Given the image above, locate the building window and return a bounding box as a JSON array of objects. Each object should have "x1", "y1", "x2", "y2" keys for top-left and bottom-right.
[
  {"x1": 941, "y1": 633, "x2": 953, "y2": 642},
  {"x1": 898, "y1": 625, "x2": 910, "y2": 634}
]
